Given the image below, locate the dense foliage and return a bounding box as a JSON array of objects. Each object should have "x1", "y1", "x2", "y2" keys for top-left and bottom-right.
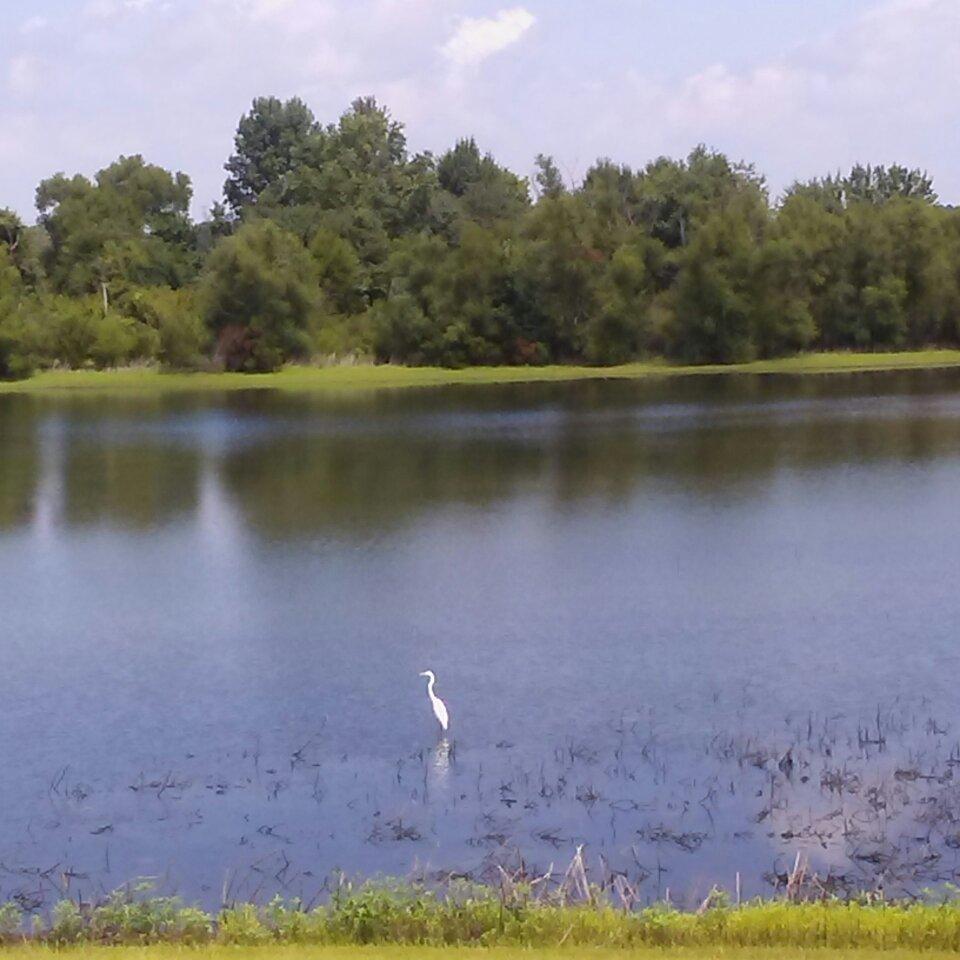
[{"x1": 2, "y1": 95, "x2": 959, "y2": 377}]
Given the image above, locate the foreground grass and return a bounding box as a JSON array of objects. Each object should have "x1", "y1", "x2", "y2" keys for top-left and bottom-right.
[
  {"x1": 10, "y1": 894, "x2": 960, "y2": 951},
  {"x1": 3, "y1": 350, "x2": 960, "y2": 395},
  {"x1": 1, "y1": 949, "x2": 956, "y2": 960}
]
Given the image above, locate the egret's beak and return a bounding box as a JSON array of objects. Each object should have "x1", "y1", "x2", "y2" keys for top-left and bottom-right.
[{"x1": 418, "y1": 671, "x2": 429, "y2": 678}]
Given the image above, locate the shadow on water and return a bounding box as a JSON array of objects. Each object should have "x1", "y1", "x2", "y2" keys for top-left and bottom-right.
[
  {"x1": 1, "y1": 370, "x2": 960, "y2": 908},
  {"x1": 0, "y1": 401, "x2": 40, "y2": 529},
  {"x1": 4, "y1": 369, "x2": 960, "y2": 536}
]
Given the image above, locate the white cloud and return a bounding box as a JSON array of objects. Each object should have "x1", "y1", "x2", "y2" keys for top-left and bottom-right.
[
  {"x1": 239, "y1": 0, "x2": 308, "y2": 22},
  {"x1": 19, "y1": 16, "x2": 48, "y2": 35},
  {"x1": 596, "y1": 0, "x2": 960, "y2": 197},
  {"x1": 441, "y1": 7, "x2": 535, "y2": 68},
  {"x1": 656, "y1": 62, "x2": 815, "y2": 132},
  {"x1": 0, "y1": 111, "x2": 43, "y2": 173},
  {"x1": 83, "y1": 0, "x2": 158, "y2": 19},
  {"x1": 7, "y1": 56, "x2": 40, "y2": 97},
  {"x1": 0, "y1": 0, "x2": 959, "y2": 221}
]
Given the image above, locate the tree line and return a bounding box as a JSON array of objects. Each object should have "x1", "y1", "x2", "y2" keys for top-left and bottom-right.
[{"x1": 1, "y1": 95, "x2": 957, "y2": 377}]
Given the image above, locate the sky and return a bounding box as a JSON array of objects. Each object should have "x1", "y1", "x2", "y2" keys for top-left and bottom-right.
[{"x1": 1, "y1": 0, "x2": 959, "y2": 220}]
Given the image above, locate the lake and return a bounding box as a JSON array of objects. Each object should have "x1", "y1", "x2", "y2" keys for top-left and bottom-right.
[{"x1": 1, "y1": 370, "x2": 959, "y2": 909}]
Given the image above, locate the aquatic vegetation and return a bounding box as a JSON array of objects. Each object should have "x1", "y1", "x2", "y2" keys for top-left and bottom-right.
[
  {"x1": 6, "y1": 699, "x2": 960, "y2": 913},
  {"x1": 8, "y1": 878, "x2": 960, "y2": 948}
]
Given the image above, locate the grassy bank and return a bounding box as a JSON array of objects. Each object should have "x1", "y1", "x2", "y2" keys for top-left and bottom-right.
[
  {"x1": 7, "y1": 891, "x2": 960, "y2": 951},
  {"x1": 0, "y1": 949, "x2": 954, "y2": 960},
  {"x1": 3, "y1": 350, "x2": 960, "y2": 396}
]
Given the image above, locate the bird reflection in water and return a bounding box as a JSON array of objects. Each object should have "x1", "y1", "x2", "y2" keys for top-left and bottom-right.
[{"x1": 431, "y1": 737, "x2": 453, "y2": 787}]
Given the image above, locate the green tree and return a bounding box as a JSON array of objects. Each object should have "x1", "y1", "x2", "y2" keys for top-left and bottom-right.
[
  {"x1": 879, "y1": 200, "x2": 957, "y2": 344},
  {"x1": 581, "y1": 159, "x2": 638, "y2": 240},
  {"x1": 638, "y1": 147, "x2": 767, "y2": 250},
  {"x1": 0, "y1": 248, "x2": 34, "y2": 378},
  {"x1": 224, "y1": 96, "x2": 318, "y2": 213},
  {"x1": 437, "y1": 138, "x2": 487, "y2": 197},
  {"x1": 309, "y1": 229, "x2": 365, "y2": 314},
  {"x1": 513, "y1": 194, "x2": 606, "y2": 358},
  {"x1": 861, "y1": 275, "x2": 908, "y2": 345},
  {"x1": 370, "y1": 232, "x2": 450, "y2": 363},
  {"x1": 787, "y1": 164, "x2": 937, "y2": 210},
  {"x1": 665, "y1": 197, "x2": 762, "y2": 362},
  {"x1": 749, "y1": 236, "x2": 817, "y2": 356},
  {"x1": 125, "y1": 286, "x2": 209, "y2": 370},
  {"x1": 0, "y1": 208, "x2": 45, "y2": 288},
  {"x1": 372, "y1": 227, "x2": 517, "y2": 366},
  {"x1": 370, "y1": 293, "x2": 436, "y2": 365},
  {"x1": 437, "y1": 138, "x2": 529, "y2": 226},
  {"x1": 581, "y1": 147, "x2": 766, "y2": 255},
  {"x1": 534, "y1": 154, "x2": 566, "y2": 200},
  {"x1": 845, "y1": 163, "x2": 937, "y2": 205},
  {"x1": 35, "y1": 294, "x2": 155, "y2": 369},
  {"x1": 36, "y1": 156, "x2": 195, "y2": 296},
  {"x1": 816, "y1": 202, "x2": 904, "y2": 347},
  {"x1": 200, "y1": 220, "x2": 320, "y2": 371},
  {"x1": 427, "y1": 224, "x2": 515, "y2": 364},
  {"x1": 587, "y1": 241, "x2": 655, "y2": 364},
  {"x1": 256, "y1": 98, "x2": 447, "y2": 297}
]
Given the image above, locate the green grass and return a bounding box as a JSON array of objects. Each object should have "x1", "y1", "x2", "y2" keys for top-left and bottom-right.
[
  {"x1": 0, "y1": 948, "x2": 955, "y2": 960},
  {"x1": 10, "y1": 890, "x2": 960, "y2": 952},
  {"x1": 3, "y1": 350, "x2": 960, "y2": 396}
]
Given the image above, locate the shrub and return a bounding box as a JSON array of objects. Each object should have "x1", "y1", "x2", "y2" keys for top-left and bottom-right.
[
  {"x1": 90, "y1": 312, "x2": 153, "y2": 368},
  {"x1": 43, "y1": 296, "x2": 99, "y2": 368},
  {"x1": 217, "y1": 903, "x2": 270, "y2": 945},
  {"x1": 0, "y1": 902, "x2": 22, "y2": 941},
  {"x1": 9, "y1": 879, "x2": 960, "y2": 950},
  {"x1": 49, "y1": 900, "x2": 84, "y2": 944},
  {"x1": 370, "y1": 293, "x2": 435, "y2": 365},
  {"x1": 87, "y1": 886, "x2": 212, "y2": 944},
  {"x1": 126, "y1": 286, "x2": 209, "y2": 370},
  {"x1": 261, "y1": 896, "x2": 328, "y2": 942},
  {"x1": 0, "y1": 307, "x2": 37, "y2": 379},
  {"x1": 201, "y1": 220, "x2": 319, "y2": 372},
  {"x1": 309, "y1": 228, "x2": 366, "y2": 314},
  {"x1": 38, "y1": 295, "x2": 156, "y2": 369},
  {"x1": 306, "y1": 309, "x2": 374, "y2": 361}
]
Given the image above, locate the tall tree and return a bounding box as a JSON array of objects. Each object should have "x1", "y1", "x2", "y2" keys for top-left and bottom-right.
[
  {"x1": 513, "y1": 194, "x2": 606, "y2": 358},
  {"x1": 787, "y1": 164, "x2": 938, "y2": 209},
  {"x1": 223, "y1": 96, "x2": 318, "y2": 214},
  {"x1": 36, "y1": 156, "x2": 195, "y2": 296},
  {"x1": 0, "y1": 208, "x2": 45, "y2": 287},
  {"x1": 534, "y1": 154, "x2": 566, "y2": 200},
  {"x1": 437, "y1": 138, "x2": 529, "y2": 225},
  {"x1": 665, "y1": 195, "x2": 765, "y2": 363}
]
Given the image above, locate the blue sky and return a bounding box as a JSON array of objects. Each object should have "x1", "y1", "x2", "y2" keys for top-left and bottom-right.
[{"x1": 2, "y1": 0, "x2": 958, "y2": 219}]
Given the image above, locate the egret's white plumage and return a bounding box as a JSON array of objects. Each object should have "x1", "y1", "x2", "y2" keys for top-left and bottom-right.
[{"x1": 419, "y1": 670, "x2": 450, "y2": 732}]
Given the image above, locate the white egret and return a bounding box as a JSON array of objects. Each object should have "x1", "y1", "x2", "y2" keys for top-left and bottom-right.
[{"x1": 419, "y1": 670, "x2": 450, "y2": 732}]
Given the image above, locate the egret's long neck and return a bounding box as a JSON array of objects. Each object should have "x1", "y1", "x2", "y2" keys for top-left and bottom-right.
[{"x1": 426, "y1": 676, "x2": 436, "y2": 698}]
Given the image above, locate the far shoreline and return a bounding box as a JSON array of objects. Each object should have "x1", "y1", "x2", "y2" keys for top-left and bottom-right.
[{"x1": 3, "y1": 349, "x2": 960, "y2": 396}]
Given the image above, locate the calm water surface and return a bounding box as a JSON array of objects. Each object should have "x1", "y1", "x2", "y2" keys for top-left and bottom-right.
[{"x1": 1, "y1": 371, "x2": 959, "y2": 907}]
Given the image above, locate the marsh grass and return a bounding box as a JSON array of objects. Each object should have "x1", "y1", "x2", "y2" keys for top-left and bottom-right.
[
  {"x1": 3, "y1": 950, "x2": 960, "y2": 960},
  {"x1": 3, "y1": 350, "x2": 960, "y2": 395},
  {"x1": 7, "y1": 881, "x2": 960, "y2": 950}
]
